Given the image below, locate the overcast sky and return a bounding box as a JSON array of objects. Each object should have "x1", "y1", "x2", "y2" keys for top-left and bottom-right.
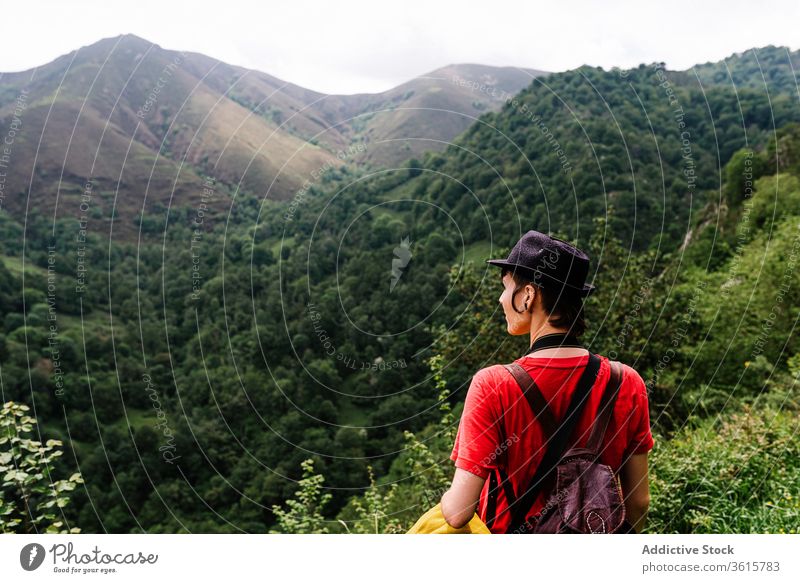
[{"x1": 4, "y1": 0, "x2": 799, "y2": 94}]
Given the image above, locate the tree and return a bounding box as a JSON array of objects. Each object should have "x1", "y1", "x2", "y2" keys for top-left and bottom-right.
[
  {"x1": 0, "y1": 402, "x2": 83, "y2": 533},
  {"x1": 723, "y1": 148, "x2": 766, "y2": 206}
]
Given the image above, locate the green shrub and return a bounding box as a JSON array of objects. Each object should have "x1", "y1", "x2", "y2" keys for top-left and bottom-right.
[
  {"x1": 1, "y1": 402, "x2": 83, "y2": 533},
  {"x1": 269, "y1": 458, "x2": 332, "y2": 534},
  {"x1": 648, "y1": 388, "x2": 800, "y2": 533}
]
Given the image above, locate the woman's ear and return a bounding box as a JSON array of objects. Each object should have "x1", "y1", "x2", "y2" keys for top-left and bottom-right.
[{"x1": 524, "y1": 284, "x2": 534, "y2": 312}]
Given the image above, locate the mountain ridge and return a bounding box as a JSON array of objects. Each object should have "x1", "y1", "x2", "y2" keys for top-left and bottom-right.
[{"x1": 0, "y1": 33, "x2": 545, "y2": 238}]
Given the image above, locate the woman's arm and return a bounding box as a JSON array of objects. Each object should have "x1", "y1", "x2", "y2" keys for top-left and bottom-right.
[
  {"x1": 440, "y1": 468, "x2": 487, "y2": 528},
  {"x1": 620, "y1": 452, "x2": 650, "y2": 533}
]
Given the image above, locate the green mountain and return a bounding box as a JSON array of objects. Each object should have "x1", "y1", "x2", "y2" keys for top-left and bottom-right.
[{"x1": 1, "y1": 45, "x2": 798, "y2": 534}]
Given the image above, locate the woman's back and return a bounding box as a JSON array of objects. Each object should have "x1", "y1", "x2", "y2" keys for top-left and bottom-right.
[{"x1": 449, "y1": 352, "x2": 654, "y2": 533}]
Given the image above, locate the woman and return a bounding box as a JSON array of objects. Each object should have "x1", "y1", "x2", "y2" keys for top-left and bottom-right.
[{"x1": 440, "y1": 230, "x2": 654, "y2": 533}]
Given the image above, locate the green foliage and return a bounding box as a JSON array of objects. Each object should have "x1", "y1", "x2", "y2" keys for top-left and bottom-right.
[
  {"x1": 335, "y1": 354, "x2": 461, "y2": 533},
  {"x1": 399, "y1": 354, "x2": 461, "y2": 512},
  {"x1": 584, "y1": 210, "x2": 660, "y2": 361},
  {"x1": 724, "y1": 148, "x2": 767, "y2": 206},
  {"x1": 767, "y1": 122, "x2": 800, "y2": 177},
  {"x1": 269, "y1": 459, "x2": 332, "y2": 534},
  {"x1": 339, "y1": 466, "x2": 403, "y2": 534},
  {"x1": 748, "y1": 173, "x2": 800, "y2": 229},
  {"x1": 681, "y1": 203, "x2": 800, "y2": 392},
  {"x1": 694, "y1": 46, "x2": 800, "y2": 96},
  {"x1": 648, "y1": 386, "x2": 800, "y2": 533},
  {"x1": 0, "y1": 402, "x2": 83, "y2": 533}
]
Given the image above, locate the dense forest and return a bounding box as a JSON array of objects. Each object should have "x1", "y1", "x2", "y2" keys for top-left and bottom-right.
[{"x1": 1, "y1": 45, "x2": 799, "y2": 533}]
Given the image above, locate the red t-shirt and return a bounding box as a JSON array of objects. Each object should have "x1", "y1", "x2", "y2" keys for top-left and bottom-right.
[{"x1": 450, "y1": 352, "x2": 654, "y2": 533}]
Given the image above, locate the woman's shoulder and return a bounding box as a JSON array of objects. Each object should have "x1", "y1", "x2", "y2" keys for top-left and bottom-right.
[
  {"x1": 603, "y1": 356, "x2": 649, "y2": 400},
  {"x1": 466, "y1": 364, "x2": 517, "y2": 397},
  {"x1": 471, "y1": 364, "x2": 510, "y2": 384}
]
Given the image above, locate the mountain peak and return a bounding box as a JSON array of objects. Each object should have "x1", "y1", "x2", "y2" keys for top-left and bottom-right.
[{"x1": 95, "y1": 33, "x2": 158, "y2": 48}]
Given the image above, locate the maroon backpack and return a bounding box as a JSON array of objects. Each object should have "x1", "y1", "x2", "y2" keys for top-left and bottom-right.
[{"x1": 484, "y1": 353, "x2": 632, "y2": 534}]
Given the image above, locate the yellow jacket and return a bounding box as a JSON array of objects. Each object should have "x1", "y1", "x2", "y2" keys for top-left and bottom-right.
[{"x1": 407, "y1": 503, "x2": 491, "y2": 534}]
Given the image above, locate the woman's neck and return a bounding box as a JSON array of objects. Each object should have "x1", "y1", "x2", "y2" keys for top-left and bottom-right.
[
  {"x1": 526, "y1": 346, "x2": 589, "y2": 359},
  {"x1": 527, "y1": 326, "x2": 588, "y2": 359},
  {"x1": 529, "y1": 323, "x2": 570, "y2": 346}
]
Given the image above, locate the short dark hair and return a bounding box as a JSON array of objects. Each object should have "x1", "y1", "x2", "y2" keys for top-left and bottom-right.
[{"x1": 501, "y1": 267, "x2": 587, "y2": 337}]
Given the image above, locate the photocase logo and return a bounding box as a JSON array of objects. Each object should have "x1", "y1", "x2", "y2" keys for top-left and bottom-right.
[
  {"x1": 390, "y1": 236, "x2": 413, "y2": 292},
  {"x1": 20, "y1": 543, "x2": 46, "y2": 571}
]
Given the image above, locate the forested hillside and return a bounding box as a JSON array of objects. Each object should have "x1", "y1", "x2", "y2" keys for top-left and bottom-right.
[{"x1": 1, "y1": 46, "x2": 798, "y2": 533}]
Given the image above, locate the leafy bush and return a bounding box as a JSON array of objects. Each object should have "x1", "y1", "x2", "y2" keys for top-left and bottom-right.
[
  {"x1": 337, "y1": 466, "x2": 404, "y2": 534},
  {"x1": 269, "y1": 458, "x2": 332, "y2": 534},
  {"x1": 1, "y1": 402, "x2": 84, "y2": 533}
]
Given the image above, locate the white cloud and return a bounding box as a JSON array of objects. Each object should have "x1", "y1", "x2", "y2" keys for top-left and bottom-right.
[{"x1": 3, "y1": 0, "x2": 799, "y2": 94}]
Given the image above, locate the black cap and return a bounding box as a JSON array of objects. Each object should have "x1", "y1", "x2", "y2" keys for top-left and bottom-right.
[{"x1": 486, "y1": 230, "x2": 595, "y2": 296}]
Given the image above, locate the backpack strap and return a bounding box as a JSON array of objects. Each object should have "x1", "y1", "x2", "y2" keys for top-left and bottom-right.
[
  {"x1": 485, "y1": 363, "x2": 556, "y2": 530},
  {"x1": 503, "y1": 353, "x2": 601, "y2": 533},
  {"x1": 503, "y1": 363, "x2": 558, "y2": 437},
  {"x1": 485, "y1": 469, "x2": 499, "y2": 529},
  {"x1": 585, "y1": 361, "x2": 624, "y2": 456},
  {"x1": 484, "y1": 467, "x2": 519, "y2": 530}
]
